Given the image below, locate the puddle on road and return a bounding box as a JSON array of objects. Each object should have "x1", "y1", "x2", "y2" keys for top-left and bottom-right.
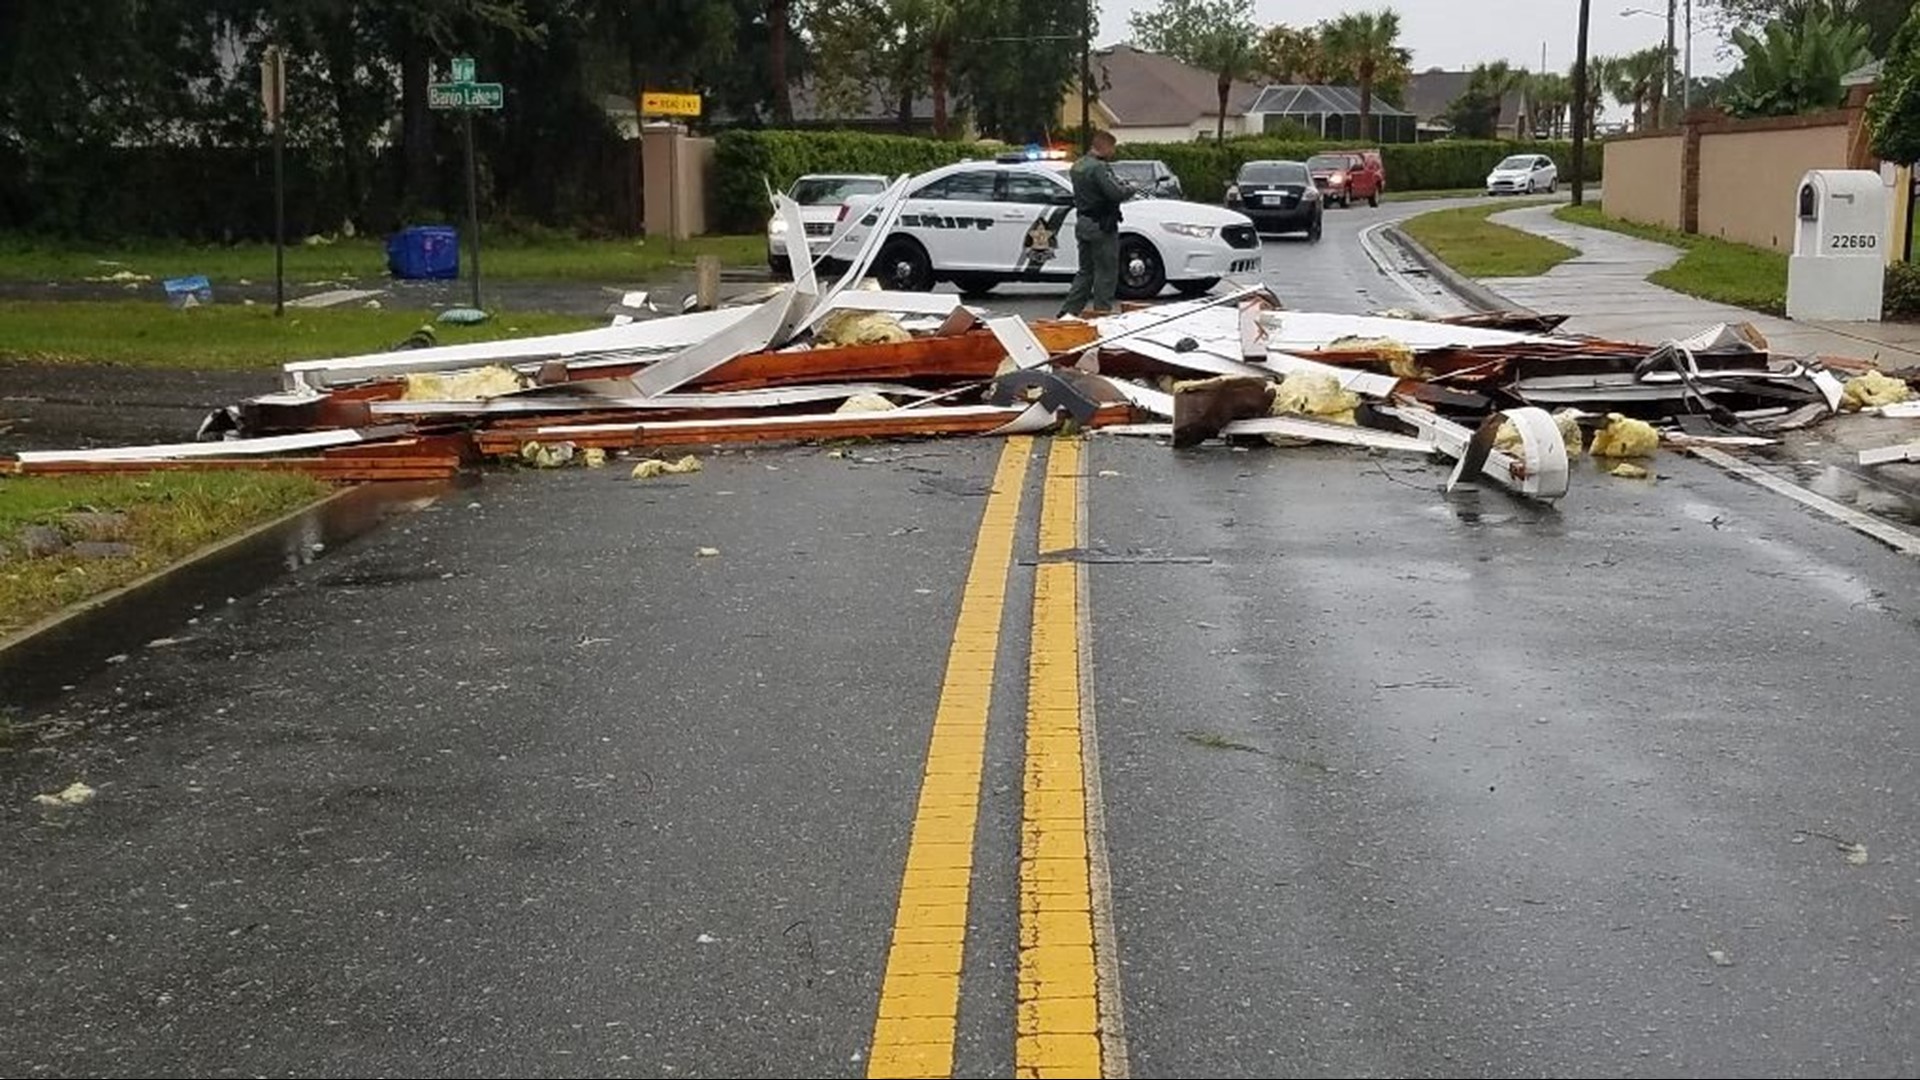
[
  {"x1": 1769, "y1": 458, "x2": 1920, "y2": 529},
  {"x1": 0, "y1": 479, "x2": 454, "y2": 711}
]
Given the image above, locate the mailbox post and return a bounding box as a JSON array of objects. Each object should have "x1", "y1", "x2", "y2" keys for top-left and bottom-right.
[{"x1": 1786, "y1": 169, "x2": 1886, "y2": 322}]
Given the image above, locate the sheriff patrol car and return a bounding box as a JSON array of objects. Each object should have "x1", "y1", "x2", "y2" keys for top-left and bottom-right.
[{"x1": 826, "y1": 159, "x2": 1262, "y2": 300}]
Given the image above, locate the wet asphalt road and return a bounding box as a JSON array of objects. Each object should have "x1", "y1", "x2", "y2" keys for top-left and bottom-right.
[{"x1": 6, "y1": 199, "x2": 1920, "y2": 1078}]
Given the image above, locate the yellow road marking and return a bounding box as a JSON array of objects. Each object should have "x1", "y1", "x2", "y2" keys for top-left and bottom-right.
[
  {"x1": 868, "y1": 437, "x2": 1034, "y2": 1080},
  {"x1": 1016, "y1": 437, "x2": 1105, "y2": 1080}
]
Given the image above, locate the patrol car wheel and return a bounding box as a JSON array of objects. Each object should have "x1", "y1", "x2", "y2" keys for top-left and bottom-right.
[
  {"x1": 951, "y1": 273, "x2": 997, "y2": 298},
  {"x1": 876, "y1": 237, "x2": 934, "y2": 292},
  {"x1": 1116, "y1": 237, "x2": 1166, "y2": 301}
]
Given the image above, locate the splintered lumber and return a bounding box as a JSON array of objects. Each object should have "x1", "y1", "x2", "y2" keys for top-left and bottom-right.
[
  {"x1": 688, "y1": 321, "x2": 1098, "y2": 391},
  {"x1": 474, "y1": 402, "x2": 1137, "y2": 454}
]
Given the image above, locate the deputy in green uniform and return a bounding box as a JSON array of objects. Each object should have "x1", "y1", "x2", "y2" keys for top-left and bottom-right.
[{"x1": 1059, "y1": 130, "x2": 1134, "y2": 319}]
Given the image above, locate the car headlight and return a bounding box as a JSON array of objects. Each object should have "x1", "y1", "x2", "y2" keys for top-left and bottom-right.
[
  {"x1": 1161, "y1": 222, "x2": 1217, "y2": 239},
  {"x1": 769, "y1": 218, "x2": 789, "y2": 236},
  {"x1": 1331, "y1": 173, "x2": 1347, "y2": 185}
]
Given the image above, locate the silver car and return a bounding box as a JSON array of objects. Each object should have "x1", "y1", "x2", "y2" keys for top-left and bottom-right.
[
  {"x1": 1486, "y1": 154, "x2": 1559, "y2": 196},
  {"x1": 768, "y1": 174, "x2": 889, "y2": 277}
]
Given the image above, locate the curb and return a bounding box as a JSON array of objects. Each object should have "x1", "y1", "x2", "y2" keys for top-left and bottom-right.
[
  {"x1": 0, "y1": 484, "x2": 359, "y2": 659},
  {"x1": 1379, "y1": 224, "x2": 1526, "y2": 316}
]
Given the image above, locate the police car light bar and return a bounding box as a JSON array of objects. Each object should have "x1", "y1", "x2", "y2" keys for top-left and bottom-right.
[{"x1": 996, "y1": 145, "x2": 1071, "y2": 163}]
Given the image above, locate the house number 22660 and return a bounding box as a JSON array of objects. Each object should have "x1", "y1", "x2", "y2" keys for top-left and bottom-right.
[{"x1": 1831, "y1": 234, "x2": 1879, "y2": 250}]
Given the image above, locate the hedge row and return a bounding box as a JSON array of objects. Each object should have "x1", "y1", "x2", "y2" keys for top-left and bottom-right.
[
  {"x1": 712, "y1": 130, "x2": 991, "y2": 232},
  {"x1": 1117, "y1": 138, "x2": 1606, "y2": 201},
  {"x1": 710, "y1": 130, "x2": 1608, "y2": 232}
]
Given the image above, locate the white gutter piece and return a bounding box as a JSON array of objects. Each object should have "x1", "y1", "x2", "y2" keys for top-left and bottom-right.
[
  {"x1": 280, "y1": 307, "x2": 754, "y2": 390},
  {"x1": 1859, "y1": 441, "x2": 1920, "y2": 466},
  {"x1": 369, "y1": 384, "x2": 938, "y2": 415},
  {"x1": 632, "y1": 193, "x2": 825, "y2": 397},
  {"x1": 519, "y1": 403, "x2": 1024, "y2": 440},
  {"x1": 795, "y1": 176, "x2": 915, "y2": 337},
  {"x1": 1218, "y1": 416, "x2": 1432, "y2": 452},
  {"x1": 824, "y1": 291, "x2": 967, "y2": 317},
  {"x1": 16, "y1": 427, "x2": 386, "y2": 463},
  {"x1": 1259, "y1": 310, "x2": 1554, "y2": 352},
  {"x1": 1383, "y1": 405, "x2": 1570, "y2": 502},
  {"x1": 1092, "y1": 416, "x2": 1429, "y2": 453}
]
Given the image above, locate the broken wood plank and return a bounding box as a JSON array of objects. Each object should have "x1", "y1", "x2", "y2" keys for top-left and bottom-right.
[
  {"x1": 688, "y1": 322, "x2": 1097, "y2": 392},
  {"x1": 474, "y1": 402, "x2": 1135, "y2": 453}
]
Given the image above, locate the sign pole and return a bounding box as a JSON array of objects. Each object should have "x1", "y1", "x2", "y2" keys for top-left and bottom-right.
[
  {"x1": 430, "y1": 56, "x2": 500, "y2": 311},
  {"x1": 264, "y1": 44, "x2": 287, "y2": 317},
  {"x1": 464, "y1": 108, "x2": 482, "y2": 311},
  {"x1": 274, "y1": 117, "x2": 285, "y2": 317}
]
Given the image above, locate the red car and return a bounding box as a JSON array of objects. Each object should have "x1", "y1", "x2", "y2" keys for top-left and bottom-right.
[{"x1": 1306, "y1": 150, "x2": 1386, "y2": 208}]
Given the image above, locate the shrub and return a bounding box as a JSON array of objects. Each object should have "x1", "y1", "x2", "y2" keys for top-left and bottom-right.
[
  {"x1": 711, "y1": 130, "x2": 991, "y2": 232},
  {"x1": 1886, "y1": 260, "x2": 1920, "y2": 320},
  {"x1": 1116, "y1": 138, "x2": 1604, "y2": 202}
]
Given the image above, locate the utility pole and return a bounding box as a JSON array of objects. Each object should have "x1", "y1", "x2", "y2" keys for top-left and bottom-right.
[
  {"x1": 1572, "y1": 0, "x2": 1591, "y2": 206},
  {"x1": 1664, "y1": 0, "x2": 1677, "y2": 126},
  {"x1": 1682, "y1": 0, "x2": 1692, "y2": 116},
  {"x1": 1080, "y1": 0, "x2": 1093, "y2": 153}
]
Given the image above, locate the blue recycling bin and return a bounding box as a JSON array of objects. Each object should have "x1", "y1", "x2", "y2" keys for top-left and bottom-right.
[{"x1": 387, "y1": 226, "x2": 460, "y2": 280}]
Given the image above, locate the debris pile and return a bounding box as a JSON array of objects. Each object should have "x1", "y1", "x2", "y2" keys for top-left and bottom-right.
[{"x1": 5, "y1": 180, "x2": 1916, "y2": 504}]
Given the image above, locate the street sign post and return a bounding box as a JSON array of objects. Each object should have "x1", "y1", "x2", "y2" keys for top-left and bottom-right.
[
  {"x1": 640, "y1": 91, "x2": 702, "y2": 118},
  {"x1": 429, "y1": 56, "x2": 504, "y2": 311},
  {"x1": 263, "y1": 45, "x2": 287, "y2": 317},
  {"x1": 638, "y1": 92, "x2": 702, "y2": 250}
]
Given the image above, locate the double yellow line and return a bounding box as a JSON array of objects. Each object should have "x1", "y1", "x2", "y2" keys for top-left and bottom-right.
[{"x1": 866, "y1": 436, "x2": 1116, "y2": 1080}]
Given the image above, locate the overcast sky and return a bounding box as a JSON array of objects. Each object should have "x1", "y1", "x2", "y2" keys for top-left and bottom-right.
[{"x1": 1098, "y1": 0, "x2": 1736, "y2": 76}]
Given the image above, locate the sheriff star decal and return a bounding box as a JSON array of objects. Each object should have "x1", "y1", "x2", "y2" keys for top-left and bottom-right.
[
  {"x1": 1018, "y1": 206, "x2": 1072, "y2": 273},
  {"x1": 1024, "y1": 218, "x2": 1057, "y2": 264}
]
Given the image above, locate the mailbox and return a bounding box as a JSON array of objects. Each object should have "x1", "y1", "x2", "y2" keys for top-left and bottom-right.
[{"x1": 1787, "y1": 169, "x2": 1885, "y2": 322}]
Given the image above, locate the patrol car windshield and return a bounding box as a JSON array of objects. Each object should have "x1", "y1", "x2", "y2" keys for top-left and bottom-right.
[
  {"x1": 1240, "y1": 162, "x2": 1310, "y2": 185},
  {"x1": 1496, "y1": 155, "x2": 1537, "y2": 170},
  {"x1": 1306, "y1": 155, "x2": 1353, "y2": 173},
  {"x1": 789, "y1": 177, "x2": 887, "y2": 205}
]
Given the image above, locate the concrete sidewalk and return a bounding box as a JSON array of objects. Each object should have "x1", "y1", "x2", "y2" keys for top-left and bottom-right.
[{"x1": 1479, "y1": 203, "x2": 1920, "y2": 367}]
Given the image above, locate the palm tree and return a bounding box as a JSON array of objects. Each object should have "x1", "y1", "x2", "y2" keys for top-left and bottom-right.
[
  {"x1": 922, "y1": 0, "x2": 960, "y2": 137},
  {"x1": 1582, "y1": 54, "x2": 1618, "y2": 133},
  {"x1": 1611, "y1": 46, "x2": 1673, "y2": 130},
  {"x1": 1529, "y1": 72, "x2": 1573, "y2": 138},
  {"x1": 1322, "y1": 7, "x2": 1403, "y2": 142},
  {"x1": 770, "y1": 0, "x2": 793, "y2": 123},
  {"x1": 1194, "y1": 24, "x2": 1259, "y2": 142}
]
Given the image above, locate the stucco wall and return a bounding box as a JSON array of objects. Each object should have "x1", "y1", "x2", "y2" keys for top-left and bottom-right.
[{"x1": 1600, "y1": 134, "x2": 1684, "y2": 229}]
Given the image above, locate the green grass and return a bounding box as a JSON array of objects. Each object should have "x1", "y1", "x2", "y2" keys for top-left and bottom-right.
[
  {"x1": 0, "y1": 301, "x2": 598, "y2": 370},
  {"x1": 0, "y1": 471, "x2": 328, "y2": 636},
  {"x1": 1400, "y1": 201, "x2": 1579, "y2": 278},
  {"x1": 1382, "y1": 187, "x2": 1488, "y2": 203},
  {"x1": 1555, "y1": 204, "x2": 1789, "y2": 315},
  {"x1": 0, "y1": 233, "x2": 766, "y2": 285}
]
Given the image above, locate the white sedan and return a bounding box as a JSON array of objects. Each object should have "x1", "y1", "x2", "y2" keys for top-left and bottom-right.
[
  {"x1": 1487, "y1": 154, "x2": 1559, "y2": 196},
  {"x1": 826, "y1": 160, "x2": 1261, "y2": 299},
  {"x1": 767, "y1": 173, "x2": 890, "y2": 277}
]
